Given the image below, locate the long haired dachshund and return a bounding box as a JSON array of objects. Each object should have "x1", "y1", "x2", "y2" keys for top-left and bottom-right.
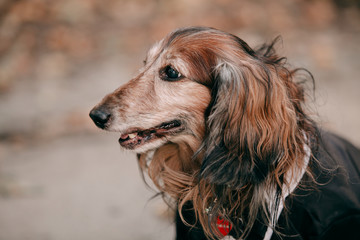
[{"x1": 90, "y1": 27, "x2": 360, "y2": 240}]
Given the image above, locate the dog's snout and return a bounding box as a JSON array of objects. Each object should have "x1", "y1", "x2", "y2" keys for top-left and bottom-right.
[{"x1": 89, "y1": 107, "x2": 111, "y2": 129}]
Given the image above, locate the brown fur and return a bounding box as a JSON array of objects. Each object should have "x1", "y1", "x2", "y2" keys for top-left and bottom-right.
[{"x1": 90, "y1": 27, "x2": 317, "y2": 239}]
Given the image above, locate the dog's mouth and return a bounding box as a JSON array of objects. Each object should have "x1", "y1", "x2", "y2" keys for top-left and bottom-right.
[{"x1": 118, "y1": 120, "x2": 184, "y2": 150}]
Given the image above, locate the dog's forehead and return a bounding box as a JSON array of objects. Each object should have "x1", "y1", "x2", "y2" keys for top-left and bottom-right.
[
  {"x1": 147, "y1": 40, "x2": 165, "y2": 60},
  {"x1": 145, "y1": 40, "x2": 186, "y2": 68},
  {"x1": 147, "y1": 29, "x2": 219, "y2": 59}
]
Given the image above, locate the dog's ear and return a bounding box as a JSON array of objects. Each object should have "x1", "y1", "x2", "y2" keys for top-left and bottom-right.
[{"x1": 200, "y1": 58, "x2": 298, "y2": 189}]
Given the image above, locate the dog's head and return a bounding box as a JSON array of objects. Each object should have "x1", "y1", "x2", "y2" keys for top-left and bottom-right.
[
  {"x1": 90, "y1": 26, "x2": 305, "y2": 180},
  {"x1": 90, "y1": 27, "x2": 219, "y2": 153}
]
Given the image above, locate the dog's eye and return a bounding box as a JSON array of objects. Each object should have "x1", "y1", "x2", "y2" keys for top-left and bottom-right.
[{"x1": 160, "y1": 66, "x2": 182, "y2": 81}]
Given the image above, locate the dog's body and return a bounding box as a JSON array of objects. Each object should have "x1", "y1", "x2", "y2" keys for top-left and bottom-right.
[
  {"x1": 175, "y1": 132, "x2": 360, "y2": 240},
  {"x1": 90, "y1": 27, "x2": 360, "y2": 239}
]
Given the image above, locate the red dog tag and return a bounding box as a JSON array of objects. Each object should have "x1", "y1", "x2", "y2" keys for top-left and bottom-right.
[{"x1": 217, "y1": 216, "x2": 232, "y2": 236}]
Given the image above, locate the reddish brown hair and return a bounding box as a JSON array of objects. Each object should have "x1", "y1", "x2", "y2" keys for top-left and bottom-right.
[{"x1": 133, "y1": 27, "x2": 317, "y2": 239}]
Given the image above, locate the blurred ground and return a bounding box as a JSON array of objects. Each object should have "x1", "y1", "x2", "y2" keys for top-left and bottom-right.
[{"x1": 0, "y1": 0, "x2": 359, "y2": 240}]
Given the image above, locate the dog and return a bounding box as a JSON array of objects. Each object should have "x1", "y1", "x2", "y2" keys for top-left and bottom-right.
[{"x1": 89, "y1": 27, "x2": 360, "y2": 240}]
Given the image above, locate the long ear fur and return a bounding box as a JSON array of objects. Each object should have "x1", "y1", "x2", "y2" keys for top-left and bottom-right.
[
  {"x1": 200, "y1": 56, "x2": 300, "y2": 189},
  {"x1": 196, "y1": 43, "x2": 313, "y2": 238}
]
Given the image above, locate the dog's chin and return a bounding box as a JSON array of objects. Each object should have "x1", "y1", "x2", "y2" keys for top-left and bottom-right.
[{"x1": 117, "y1": 119, "x2": 185, "y2": 152}]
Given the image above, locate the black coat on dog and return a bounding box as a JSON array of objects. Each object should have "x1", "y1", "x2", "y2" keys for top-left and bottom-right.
[{"x1": 176, "y1": 132, "x2": 360, "y2": 240}]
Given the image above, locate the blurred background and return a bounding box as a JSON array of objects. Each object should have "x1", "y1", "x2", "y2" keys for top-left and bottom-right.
[{"x1": 0, "y1": 0, "x2": 359, "y2": 239}]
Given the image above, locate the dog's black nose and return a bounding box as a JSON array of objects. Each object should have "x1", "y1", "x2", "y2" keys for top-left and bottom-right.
[{"x1": 89, "y1": 107, "x2": 111, "y2": 129}]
